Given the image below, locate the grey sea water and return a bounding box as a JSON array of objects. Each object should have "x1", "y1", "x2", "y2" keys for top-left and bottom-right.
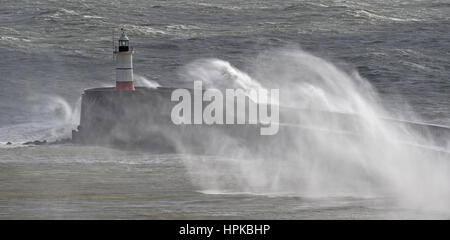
[{"x1": 0, "y1": 0, "x2": 449, "y2": 219}]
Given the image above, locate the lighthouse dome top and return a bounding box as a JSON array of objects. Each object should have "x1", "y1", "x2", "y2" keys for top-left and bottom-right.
[{"x1": 119, "y1": 32, "x2": 129, "y2": 41}]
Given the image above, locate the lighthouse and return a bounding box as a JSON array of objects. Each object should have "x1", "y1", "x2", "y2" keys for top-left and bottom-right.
[{"x1": 114, "y1": 29, "x2": 135, "y2": 91}]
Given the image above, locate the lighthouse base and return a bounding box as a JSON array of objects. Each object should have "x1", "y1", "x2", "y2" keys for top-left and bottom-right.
[{"x1": 116, "y1": 81, "x2": 135, "y2": 91}]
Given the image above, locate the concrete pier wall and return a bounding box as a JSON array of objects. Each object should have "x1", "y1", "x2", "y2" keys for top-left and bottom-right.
[{"x1": 72, "y1": 87, "x2": 450, "y2": 154}]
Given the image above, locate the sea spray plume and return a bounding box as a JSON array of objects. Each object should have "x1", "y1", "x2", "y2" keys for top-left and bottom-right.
[
  {"x1": 134, "y1": 74, "x2": 161, "y2": 88},
  {"x1": 28, "y1": 94, "x2": 80, "y2": 141},
  {"x1": 176, "y1": 48, "x2": 450, "y2": 213},
  {"x1": 180, "y1": 58, "x2": 262, "y2": 90},
  {"x1": 179, "y1": 58, "x2": 277, "y2": 105},
  {"x1": 98, "y1": 75, "x2": 161, "y2": 89},
  {"x1": 71, "y1": 96, "x2": 82, "y2": 129}
]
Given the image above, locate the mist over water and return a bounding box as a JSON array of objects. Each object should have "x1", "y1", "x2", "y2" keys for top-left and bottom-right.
[{"x1": 178, "y1": 48, "x2": 450, "y2": 212}]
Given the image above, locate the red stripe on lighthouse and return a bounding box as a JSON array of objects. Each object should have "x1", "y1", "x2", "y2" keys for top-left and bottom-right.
[{"x1": 116, "y1": 81, "x2": 135, "y2": 91}]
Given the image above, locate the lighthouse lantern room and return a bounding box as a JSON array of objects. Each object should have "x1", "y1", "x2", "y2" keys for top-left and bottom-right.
[{"x1": 114, "y1": 29, "x2": 135, "y2": 91}]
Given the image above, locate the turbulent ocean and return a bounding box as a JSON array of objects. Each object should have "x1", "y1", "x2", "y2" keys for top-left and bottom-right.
[{"x1": 0, "y1": 0, "x2": 449, "y2": 219}]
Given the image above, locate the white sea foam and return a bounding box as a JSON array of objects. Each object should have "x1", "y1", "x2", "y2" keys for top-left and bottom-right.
[
  {"x1": 121, "y1": 24, "x2": 167, "y2": 36},
  {"x1": 353, "y1": 10, "x2": 420, "y2": 22},
  {"x1": 83, "y1": 15, "x2": 104, "y2": 19}
]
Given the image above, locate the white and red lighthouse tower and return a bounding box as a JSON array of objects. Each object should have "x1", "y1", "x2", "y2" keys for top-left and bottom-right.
[{"x1": 114, "y1": 30, "x2": 135, "y2": 91}]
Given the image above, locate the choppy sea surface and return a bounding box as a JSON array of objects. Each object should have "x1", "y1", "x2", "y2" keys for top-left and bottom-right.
[{"x1": 0, "y1": 0, "x2": 449, "y2": 219}]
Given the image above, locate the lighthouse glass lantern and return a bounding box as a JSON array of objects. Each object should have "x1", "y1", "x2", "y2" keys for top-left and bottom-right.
[{"x1": 118, "y1": 36, "x2": 129, "y2": 52}]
